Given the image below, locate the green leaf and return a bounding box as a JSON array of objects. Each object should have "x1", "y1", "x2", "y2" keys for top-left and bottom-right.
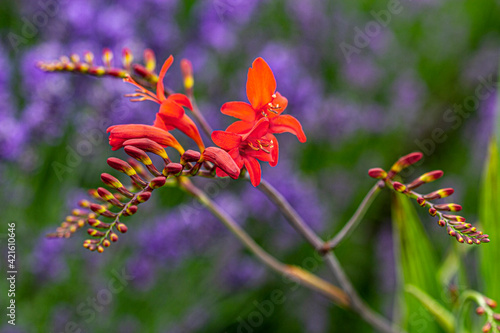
[
  {"x1": 405, "y1": 284, "x2": 455, "y2": 333},
  {"x1": 478, "y1": 138, "x2": 500, "y2": 302},
  {"x1": 391, "y1": 194, "x2": 443, "y2": 332}
]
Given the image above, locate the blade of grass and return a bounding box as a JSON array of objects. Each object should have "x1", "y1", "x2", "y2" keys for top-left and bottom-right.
[{"x1": 392, "y1": 194, "x2": 442, "y2": 332}]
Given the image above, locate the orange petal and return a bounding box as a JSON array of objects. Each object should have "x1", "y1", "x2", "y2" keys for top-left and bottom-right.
[
  {"x1": 153, "y1": 113, "x2": 175, "y2": 131},
  {"x1": 211, "y1": 131, "x2": 241, "y2": 150},
  {"x1": 246, "y1": 57, "x2": 276, "y2": 110},
  {"x1": 156, "y1": 55, "x2": 174, "y2": 102},
  {"x1": 269, "y1": 115, "x2": 307, "y2": 143},
  {"x1": 242, "y1": 117, "x2": 270, "y2": 141},
  {"x1": 168, "y1": 93, "x2": 193, "y2": 110},
  {"x1": 268, "y1": 134, "x2": 279, "y2": 167},
  {"x1": 107, "y1": 124, "x2": 184, "y2": 154},
  {"x1": 221, "y1": 102, "x2": 256, "y2": 121},
  {"x1": 159, "y1": 113, "x2": 205, "y2": 151},
  {"x1": 244, "y1": 156, "x2": 262, "y2": 187},
  {"x1": 268, "y1": 92, "x2": 288, "y2": 117},
  {"x1": 158, "y1": 100, "x2": 185, "y2": 120},
  {"x1": 226, "y1": 120, "x2": 254, "y2": 134}
]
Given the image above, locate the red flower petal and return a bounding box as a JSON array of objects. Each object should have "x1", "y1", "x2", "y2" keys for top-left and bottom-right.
[
  {"x1": 107, "y1": 124, "x2": 184, "y2": 153},
  {"x1": 221, "y1": 102, "x2": 256, "y2": 122},
  {"x1": 246, "y1": 58, "x2": 276, "y2": 110},
  {"x1": 246, "y1": 149, "x2": 274, "y2": 163},
  {"x1": 168, "y1": 93, "x2": 193, "y2": 110},
  {"x1": 269, "y1": 115, "x2": 307, "y2": 143},
  {"x1": 211, "y1": 130, "x2": 241, "y2": 150},
  {"x1": 159, "y1": 113, "x2": 205, "y2": 151},
  {"x1": 268, "y1": 133, "x2": 279, "y2": 167},
  {"x1": 226, "y1": 120, "x2": 254, "y2": 134},
  {"x1": 268, "y1": 92, "x2": 288, "y2": 117},
  {"x1": 156, "y1": 55, "x2": 174, "y2": 102},
  {"x1": 244, "y1": 156, "x2": 262, "y2": 187},
  {"x1": 241, "y1": 117, "x2": 270, "y2": 141},
  {"x1": 158, "y1": 100, "x2": 185, "y2": 120}
]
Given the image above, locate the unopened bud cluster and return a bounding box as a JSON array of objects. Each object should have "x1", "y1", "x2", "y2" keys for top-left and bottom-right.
[
  {"x1": 48, "y1": 140, "x2": 239, "y2": 252},
  {"x1": 475, "y1": 296, "x2": 500, "y2": 332},
  {"x1": 37, "y1": 48, "x2": 160, "y2": 85},
  {"x1": 369, "y1": 152, "x2": 489, "y2": 245}
]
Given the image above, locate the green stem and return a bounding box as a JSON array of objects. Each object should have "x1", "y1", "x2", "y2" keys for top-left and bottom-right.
[
  {"x1": 179, "y1": 177, "x2": 350, "y2": 307},
  {"x1": 324, "y1": 182, "x2": 383, "y2": 250}
]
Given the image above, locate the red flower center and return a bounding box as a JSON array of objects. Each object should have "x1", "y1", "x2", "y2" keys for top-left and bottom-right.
[{"x1": 243, "y1": 137, "x2": 274, "y2": 154}]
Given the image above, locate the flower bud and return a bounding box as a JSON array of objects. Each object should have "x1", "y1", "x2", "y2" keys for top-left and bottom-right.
[
  {"x1": 102, "y1": 48, "x2": 113, "y2": 67},
  {"x1": 107, "y1": 158, "x2": 136, "y2": 176},
  {"x1": 388, "y1": 152, "x2": 423, "y2": 178},
  {"x1": 124, "y1": 205, "x2": 138, "y2": 216},
  {"x1": 418, "y1": 170, "x2": 444, "y2": 183},
  {"x1": 88, "y1": 228, "x2": 105, "y2": 237},
  {"x1": 429, "y1": 207, "x2": 437, "y2": 216},
  {"x1": 493, "y1": 313, "x2": 500, "y2": 321},
  {"x1": 201, "y1": 147, "x2": 240, "y2": 179},
  {"x1": 164, "y1": 163, "x2": 184, "y2": 176},
  {"x1": 83, "y1": 51, "x2": 94, "y2": 65},
  {"x1": 434, "y1": 204, "x2": 462, "y2": 212},
  {"x1": 447, "y1": 226, "x2": 456, "y2": 237},
  {"x1": 144, "y1": 48, "x2": 156, "y2": 72},
  {"x1": 442, "y1": 214, "x2": 466, "y2": 222},
  {"x1": 110, "y1": 232, "x2": 119, "y2": 242},
  {"x1": 477, "y1": 307, "x2": 486, "y2": 315},
  {"x1": 116, "y1": 222, "x2": 128, "y2": 233},
  {"x1": 181, "y1": 150, "x2": 202, "y2": 164},
  {"x1": 437, "y1": 220, "x2": 446, "y2": 227},
  {"x1": 122, "y1": 48, "x2": 133, "y2": 69},
  {"x1": 123, "y1": 138, "x2": 169, "y2": 161},
  {"x1": 482, "y1": 322, "x2": 492, "y2": 333},
  {"x1": 422, "y1": 188, "x2": 454, "y2": 200},
  {"x1": 181, "y1": 59, "x2": 194, "y2": 91},
  {"x1": 97, "y1": 245, "x2": 105, "y2": 253},
  {"x1": 134, "y1": 192, "x2": 151, "y2": 203},
  {"x1": 392, "y1": 182, "x2": 407, "y2": 192},
  {"x1": 416, "y1": 197, "x2": 426, "y2": 207},
  {"x1": 124, "y1": 146, "x2": 153, "y2": 166},
  {"x1": 486, "y1": 298, "x2": 498, "y2": 309},
  {"x1": 148, "y1": 176, "x2": 167, "y2": 190},
  {"x1": 368, "y1": 168, "x2": 387, "y2": 179},
  {"x1": 455, "y1": 233, "x2": 465, "y2": 243},
  {"x1": 88, "y1": 218, "x2": 111, "y2": 229}
]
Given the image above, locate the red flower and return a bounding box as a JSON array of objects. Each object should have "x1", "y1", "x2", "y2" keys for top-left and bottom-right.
[
  {"x1": 221, "y1": 57, "x2": 306, "y2": 143},
  {"x1": 124, "y1": 55, "x2": 204, "y2": 151},
  {"x1": 107, "y1": 124, "x2": 184, "y2": 154},
  {"x1": 211, "y1": 118, "x2": 277, "y2": 187}
]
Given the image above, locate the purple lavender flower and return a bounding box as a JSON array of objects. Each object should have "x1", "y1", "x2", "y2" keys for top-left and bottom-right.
[{"x1": 31, "y1": 234, "x2": 69, "y2": 282}]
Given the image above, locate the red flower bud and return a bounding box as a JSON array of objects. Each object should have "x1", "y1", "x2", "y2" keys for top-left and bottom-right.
[
  {"x1": 368, "y1": 168, "x2": 387, "y2": 179},
  {"x1": 392, "y1": 182, "x2": 407, "y2": 192},
  {"x1": 434, "y1": 204, "x2": 462, "y2": 212},
  {"x1": 201, "y1": 147, "x2": 240, "y2": 179}
]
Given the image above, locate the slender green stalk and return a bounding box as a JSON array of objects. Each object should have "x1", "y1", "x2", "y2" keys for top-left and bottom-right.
[
  {"x1": 179, "y1": 177, "x2": 350, "y2": 307},
  {"x1": 324, "y1": 182, "x2": 383, "y2": 250},
  {"x1": 256, "y1": 177, "x2": 402, "y2": 333}
]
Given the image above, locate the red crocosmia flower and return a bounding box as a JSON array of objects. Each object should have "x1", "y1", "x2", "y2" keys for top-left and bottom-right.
[
  {"x1": 211, "y1": 118, "x2": 277, "y2": 187},
  {"x1": 153, "y1": 99, "x2": 205, "y2": 151},
  {"x1": 124, "y1": 55, "x2": 204, "y2": 150},
  {"x1": 107, "y1": 124, "x2": 184, "y2": 154},
  {"x1": 221, "y1": 57, "x2": 306, "y2": 143}
]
